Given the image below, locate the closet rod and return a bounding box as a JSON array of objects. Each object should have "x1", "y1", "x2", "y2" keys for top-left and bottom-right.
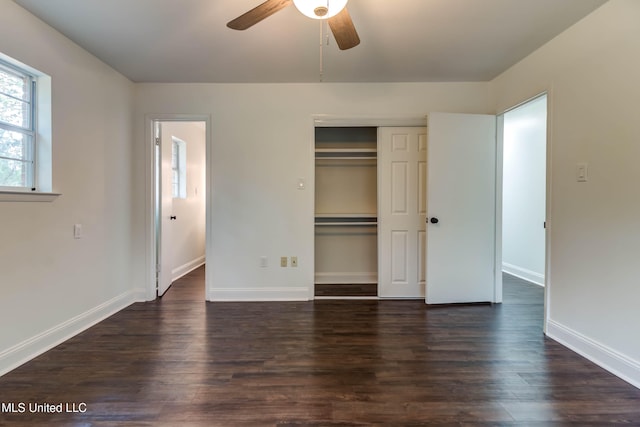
[{"x1": 315, "y1": 222, "x2": 377, "y2": 226}]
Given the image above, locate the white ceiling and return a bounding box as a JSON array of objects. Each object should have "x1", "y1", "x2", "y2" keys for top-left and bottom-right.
[{"x1": 13, "y1": 0, "x2": 607, "y2": 83}]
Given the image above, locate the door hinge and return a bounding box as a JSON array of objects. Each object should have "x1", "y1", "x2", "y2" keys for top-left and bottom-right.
[
  {"x1": 155, "y1": 137, "x2": 160, "y2": 146},
  {"x1": 156, "y1": 264, "x2": 160, "y2": 273}
]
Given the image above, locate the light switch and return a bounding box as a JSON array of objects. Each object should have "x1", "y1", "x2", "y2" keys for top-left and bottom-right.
[
  {"x1": 576, "y1": 163, "x2": 588, "y2": 182},
  {"x1": 74, "y1": 224, "x2": 83, "y2": 239}
]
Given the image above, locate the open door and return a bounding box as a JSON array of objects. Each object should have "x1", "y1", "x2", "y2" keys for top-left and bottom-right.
[
  {"x1": 157, "y1": 122, "x2": 174, "y2": 296},
  {"x1": 426, "y1": 113, "x2": 497, "y2": 304}
]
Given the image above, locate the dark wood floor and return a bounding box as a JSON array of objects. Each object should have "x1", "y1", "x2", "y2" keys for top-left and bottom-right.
[
  {"x1": 315, "y1": 283, "x2": 378, "y2": 297},
  {"x1": 1, "y1": 269, "x2": 639, "y2": 426}
]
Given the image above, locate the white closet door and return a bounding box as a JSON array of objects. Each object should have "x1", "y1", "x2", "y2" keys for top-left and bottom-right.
[
  {"x1": 426, "y1": 113, "x2": 496, "y2": 304},
  {"x1": 378, "y1": 127, "x2": 428, "y2": 298}
]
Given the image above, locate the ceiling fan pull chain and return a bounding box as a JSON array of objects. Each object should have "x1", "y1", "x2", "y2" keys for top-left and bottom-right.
[{"x1": 319, "y1": 20, "x2": 324, "y2": 82}]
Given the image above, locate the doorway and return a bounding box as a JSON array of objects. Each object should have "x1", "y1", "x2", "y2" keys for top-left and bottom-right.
[
  {"x1": 146, "y1": 115, "x2": 211, "y2": 300},
  {"x1": 500, "y1": 94, "x2": 548, "y2": 290}
]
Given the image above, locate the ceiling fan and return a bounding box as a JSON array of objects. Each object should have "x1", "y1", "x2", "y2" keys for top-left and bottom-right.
[{"x1": 227, "y1": 0, "x2": 360, "y2": 50}]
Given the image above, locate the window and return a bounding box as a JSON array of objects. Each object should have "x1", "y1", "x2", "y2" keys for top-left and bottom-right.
[
  {"x1": 172, "y1": 137, "x2": 187, "y2": 199},
  {"x1": 0, "y1": 53, "x2": 52, "y2": 199},
  {"x1": 0, "y1": 59, "x2": 36, "y2": 190}
]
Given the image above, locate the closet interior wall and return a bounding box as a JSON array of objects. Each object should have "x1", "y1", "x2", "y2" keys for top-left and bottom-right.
[{"x1": 314, "y1": 127, "x2": 378, "y2": 296}]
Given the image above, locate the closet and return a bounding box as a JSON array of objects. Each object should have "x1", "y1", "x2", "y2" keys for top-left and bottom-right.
[
  {"x1": 314, "y1": 125, "x2": 427, "y2": 298},
  {"x1": 314, "y1": 127, "x2": 378, "y2": 297}
]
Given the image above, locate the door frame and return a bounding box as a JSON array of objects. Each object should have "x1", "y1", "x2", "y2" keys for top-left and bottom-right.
[
  {"x1": 496, "y1": 91, "x2": 551, "y2": 332},
  {"x1": 144, "y1": 114, "x2": 212, "y2": 301}
]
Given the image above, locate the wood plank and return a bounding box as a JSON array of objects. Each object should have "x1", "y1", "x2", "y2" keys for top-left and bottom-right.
[{"x1": 314, "y1": 283, "x2": 377, "y2": 297}]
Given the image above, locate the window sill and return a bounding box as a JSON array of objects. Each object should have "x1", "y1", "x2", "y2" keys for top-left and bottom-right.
[{"x1": 0, "y1": 191, "x2": 61, "y2": 202}]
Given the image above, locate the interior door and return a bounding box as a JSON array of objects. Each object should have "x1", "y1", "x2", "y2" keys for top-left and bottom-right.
[
  {"x1": 378, "y1": 127, "x2": 428, "y2": 298},
  {"x1": 158, "y1": 122, "x2": 174, "y2": 296},
  {"x1": 426, "y1": 113, "x2": 496, "y2": 304}
]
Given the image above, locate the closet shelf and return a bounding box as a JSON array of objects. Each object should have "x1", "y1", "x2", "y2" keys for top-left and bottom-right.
[
  {"x1": 316, "y1": 156, "x2": 376, "y2": 161},
  {"x1": 315, "y1": 148, "x2": 376, "y2": 153},
  {"x1": 315, "y1": 222, "x2": 377, "y2": 226},
  {"x1": 315, "y1": 213, "x2": 376, "y2": 218},
  {"x1": 315, "y1": 214, "x2": 377, "y2": 226},
  {"x1": 315, "y1": 148, "x2": 377, "y2": 161}
]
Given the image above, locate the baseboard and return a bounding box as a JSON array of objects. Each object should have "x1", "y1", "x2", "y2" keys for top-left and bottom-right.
[
  {"x1": 546, "y1": 319, "x2": 640, "y2": 389},
  {"x1": 314, "y1": 272, "x2": 378, "y2": 284},
  {"x1": 208, "y1": 286, "x2": 310, "y2": 301},
  {"x1": 0, "y1": 290, "x2": 137, "y2": 377},
  {"x1": 502, "y1": 262, "x2": 544, "y2": 286},
  {"x1": 172, "y1": 255, "x2": 205, "y2": 282},
  {"x1": 133, "y1": 287, "x2": 150, "y2": 302}
]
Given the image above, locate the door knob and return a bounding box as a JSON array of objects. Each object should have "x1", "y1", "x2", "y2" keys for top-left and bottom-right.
[
  {"x1": 429, "y1": 217, "x2": 439, "y2": 224},
  {"x1": 170, "y1": 216, "x2": 177, "y2": 220}
]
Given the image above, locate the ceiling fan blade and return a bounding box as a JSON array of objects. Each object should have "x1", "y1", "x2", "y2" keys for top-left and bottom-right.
[
  {"x1": 328, "y1": 7, "x2": 360, "y2": 50},
  {"x1": 227, "y1": 0, "x2": 293, "y2": 30}
]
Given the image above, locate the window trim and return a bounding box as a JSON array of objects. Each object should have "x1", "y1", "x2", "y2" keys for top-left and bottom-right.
[
  {"x1": 0, "y1": 60, "x2": 36, "y2": 191},
  {"x1": 0, "y1": 190, "x2": 60, "y2": 202}
]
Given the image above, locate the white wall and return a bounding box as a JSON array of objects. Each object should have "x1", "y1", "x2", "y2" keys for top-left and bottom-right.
[
  {"x1": 0, "y1": 1, "x2": 136, "y2": 374},
  {"x1": 161, "y1": 121, "x2": 206, "y2": 280},
  {"x1": 491, "y1": 0, "x2": 640, "y2": 387},
  {"x1": 502, "y1": 95, "x2": 546, "y2": 285},
  {"x1": 133, "y1": 83, "x2": 492, "y2": 300}
]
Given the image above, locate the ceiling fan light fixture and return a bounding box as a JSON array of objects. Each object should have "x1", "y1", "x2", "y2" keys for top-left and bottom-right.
[
  {"x1": 293, "y1": 0, "x2": 348, "y2": 19},
  {"x1": 314, "y1": 6, "x2": 328, "y2": 17}
]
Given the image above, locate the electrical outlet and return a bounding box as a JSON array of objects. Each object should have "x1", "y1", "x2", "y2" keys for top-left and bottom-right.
[
  {"x1": 291, "y1": 256, "x2": 298, "y2": 267},
  {"x1": 280, "y1": 256, "x2": 288, "y2": 267}
]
